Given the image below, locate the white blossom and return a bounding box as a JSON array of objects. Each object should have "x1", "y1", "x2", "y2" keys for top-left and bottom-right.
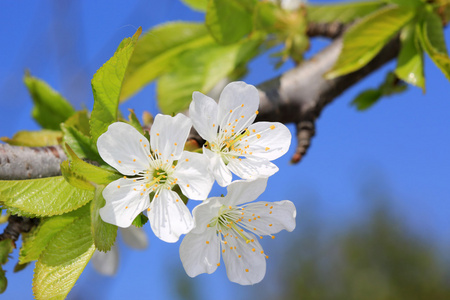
[
  {"x1": 179, "y1": 179, "x2": 296, "y2": 285},
  {"x1": 189, "y1": 81, "x2": 291, "y2": 186},
  {"x1": 97, "y1": 114, "x2": 214, "y2": 243}
]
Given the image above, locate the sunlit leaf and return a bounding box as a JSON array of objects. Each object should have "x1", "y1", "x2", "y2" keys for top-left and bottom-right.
[
  {"x1": 206, "y1": 0, "x2": 256, "y2": 44},
  {"x1": 121, "y1": 22, "x2": 212, "y2": 101},
  {"x1": 63, "y1": 110, "x2": 90, "y2": 137},
  {"x1": 181, "y1": 0, "x2": 208, "y2": 11},
  {"x1": 33, "y1": 214, "x2": 95, "y2": 300},
  {"x1": 395, "y1": 24, "x2": 425, "y2": 89},
  {"x1": 157, "y1": 37, "x2": 261, "y2": 114},
  {"x1": 307, "y1": 1, "x2": 383, "y2": 24},
  {"x1": 325, "y1": 6, "x2": 416, "y2": 79},
  {"x1": 0, "y1": 177, "x2": 93, "y2": 217},
  {"x1": 90, "y1": 28, "x2": 142, "y2": 144},
  {"x1": 61, "y1": 124, "x2": 101, "y2": 162},
  {"x1": 417, "y1": 10, "x2": 450, "y2": 81},
  {"x1": 24, "y1": 74, "x2": 75, "y2": 130},
  {"x1": 91, "y1": 186, "x2": 117, "y2": 252},
  {"x1": 19, "y1": 205, "x2": 90, "y2": 264},
  {"x1": 0, "y1": 130, "x2": 62, "y2": 147}
]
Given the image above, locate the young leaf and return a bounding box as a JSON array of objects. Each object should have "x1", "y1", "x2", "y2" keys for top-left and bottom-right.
[
  {"x1": 63, "y1": 110, "x2": 90, "y2": 137},
  {"x1": 352, "y1": 72, "x2": 407, "y2": 110},
  {"x1": 417, "y1": 10, "x2": 450, "y2": 80},
  {"x1": 0, "y1": 130, "x2": 62, "y2": 147},
  {"x1": 181, "y1": 0, "x2": 208, "y2": 11},
  {"x1": 384, "y1": 0, "x2": 424, "y2": 8},
  {"x1": 326, "y1": 6, "x2": 416, "y2": 79},
  {"x1": 33, "y1": 214, "x2": 95, "y2": 300},
  {"x1": 0, "y1": 177, "x2": 93, "y2": 217},
  {"x1": 206, "y1": 0, "x2": 256, "y2": 45},
  {"x1": 91, "y1": 186, "x2": 118, "y2": 252},
  {"x1": 395, "y1": 24, "x2": 425, "y2": 89},
  {"x1": 157, "y1": 37, "x2": 261, "y2": 115},
  {"x1": 121, "y1": 22, "x2": 212, "y2": 101},
  {"x1": 63, "y1": 145, "x2": 121, "y2": 187},
  {"x1": 307, "y1": 1, "x2": 383, "y2": 24},
  {"x1": 126, "y1": 109, "x2": 145, "y2": 135},
  {"x1": 90, "y1": 28, "x2": 142, "y2": 144},
  {"x1": 24, "y1": 73, "x2": 75, "y2": 130},
  {"x1": 61, "y1": 124, "x2": 101, "y2": 162},
  {"x1": 19, "y1": 205, "x2": 90, "y2": 264},
  {"x1": 132, "y1": 213, "x2": 148, "y2": 228}
]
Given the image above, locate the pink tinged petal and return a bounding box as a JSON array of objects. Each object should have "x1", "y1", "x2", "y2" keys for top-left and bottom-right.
[
  {"x1": 100, "y1": 178, "x2": 150, "y2": 228},
  {"x1": 174, "y1": 151, "x2": 214, "y2": 200},
  {"x1": 227, "y1": 156, "x2": 278, "y2": 180},
  {"x1": 222, "y1": 231, "x2": 266, "y2": 285},
  {"x1": 217, "y1": 82, "x2": 259, "y2": 133},
  {"x1": 190, "y1": 197, "x2": 222, "y2": 234},
  {"x1": 243, "y1": 200, "x2": 297, "y2": 235},
  {"x1": 244, "y1": 122, "x2": 291, "y2": 160},
  {"x1": 91, "y1": 246, "x2": 119, "y2": 276},
  {"x1": 204, "y1": 147, "x2": 232, "y2": 187},
  {"x1": 97, "y1": 122, "x2": 151, "y2": 176},
  {"x1": 120, "y1": 227, "x2": 148, "y2": 250},
  {"x1": 225, "y1": 179, "x2": 268, "y2": 206},
  {"x1": 190, "y1": 92, "x2": 219, "y2": 142},
  {"x1": 179, "y1": 229, "x2": 221, "y2": 277},
  {"x1": 150, "y1": 113, "x2": 192, "y2": 160},
  {"x1": 148, "y1": 189, "x2": 194, "y2": 243}
]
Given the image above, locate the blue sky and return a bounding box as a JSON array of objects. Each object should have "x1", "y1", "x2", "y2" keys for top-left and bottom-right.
[{"x1": 0, "y1": 0, "x2": 449, "y2": 299}]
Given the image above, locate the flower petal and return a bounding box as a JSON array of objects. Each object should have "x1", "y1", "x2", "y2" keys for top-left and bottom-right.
[
  {"x1": 91, "y1": 246, "x2": 119, "y2": 276},
  {"x1": 189, "y1": 92, "x2": 219, "y2": 142},
  {"x1": 120, "y1": 226, "x2": 148, "y2": 250},
  {"x1": 150, "y1": 113, "x2": 192, "y2": 160},
  {"x1": 204, "y1": 147, "x2": 232, "y2": 187},
  {"x1": 217, "y1": 82, "x2": 259, "y2": 134},
  {"x1": 179, "y1": 229, "x2": 221, "y2": 277},
  {"x1": 174, "y1": 151, "x2": 214, "y2": 200},
  {"x1": 100, "y1": 178, "x2": 150, "y2": 228},
  {"x1": 225, "y1": 179, "x2": 268, "y2": 206},
  {"x1": 190, "y1": 197, "x2": 222, "y2": 234},
  {"x1": 148, "y1": 189, "x2": 194, "y2": 243},
  {"x1": 243, "y1": 200, "x2": 296, "y2": 235},
  {"x1": 97, "y1": 122, "x2": 150, "y2": 176},
  {"x1": 222, "y1": 231, "x2": 266, "y2": 285},
  {"x1": 244, "y1": 122, "x2": 291, "y2": 160},
  {"x1": 227, "y1": 156, "x2": 278, "y2": 180}
]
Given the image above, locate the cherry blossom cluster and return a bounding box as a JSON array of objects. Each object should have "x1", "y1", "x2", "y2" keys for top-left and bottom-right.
[{"x1": 96, "y1": 81, "x2": 296, "y2": 285}]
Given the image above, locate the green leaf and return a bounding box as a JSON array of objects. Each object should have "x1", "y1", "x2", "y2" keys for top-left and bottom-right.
[
  {"x1": 0, "y1": 177, "x2": 93, "y2": 217},
  {"x1": 60, "y1": 161, "x2": 96, "y2": 191},
  {"x1": 307, "y1": 1, "x2": 383, "y2": 24},
  {"x1": 125, "y1": 109, "x2": 144, "y2": 135},
  {"x1": 206, "y1": 0, "x2": 256, "y2": 45},
  {"x1": 19, "y1": 205, "x2": 90, "y2": 264},
  {"x1": 326, "y1": 6, "x2": 416, "y2": 79},
  {"x1": 91, "y1": 186, "x2": 117, "y2": 252},
  {"x1": 63, "y1": 145, "x2": 121, "y2": 187},
  {"x1": 0, "y1": 130, "x2": 62, "y2": 147},
  {"x1": 90, "y1": 28, "x2": 142, "y2": 145},
  {"x1": 0, "y1": 240, "x2": 12, "y2": 265},
  {"x1": 253, "y1": 2, "x2": 281, "y2": 33},
  {"x1": 417, "y1": 10, "x2": 450, "y2": 80},
  {"x1": 33, "y1": 214, "x2": 95, "y2": 300},
  {"x1": 121, "y1": 22, "x2": 213, "y2": 101},
  {"x1": 395, "y1": 24, "x2": 425, "y2": 89},
  {"x1": 61, "y1": 124, "x2": 101, "y2": 162},
  {"x1": 132, "y1": 213, "x2": 148, "y2": 228},
  {"x1": 352, "y1": 72, "x2": 407, "y2": 110},
  {"x1": 384, "y1": 0, "x2": 424, "y2": 8},
  {"x1": 63, "y1": 110, "x2": 90, "y2": 137},
  {"x1": 181, "y1": 0, "x2": 208, "y2": 11},
  {"x1": 24, "y1": 73, "x2": 75, "y2": 130},
  {"x1": 157, "y1": 37, "x2": 261, "y2": 114}
]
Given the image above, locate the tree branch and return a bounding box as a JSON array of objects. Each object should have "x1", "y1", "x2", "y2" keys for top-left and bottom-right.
[
  {"x1": 0, "y1": 144, "x2": 66, "y2": 180},
  {"x1": 0, "y1": 29, "x2": 400, "y2": 180}
]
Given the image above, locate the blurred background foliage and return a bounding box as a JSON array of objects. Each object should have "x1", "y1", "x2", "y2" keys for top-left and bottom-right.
[{"x1": 175, "y1": 188, "x2": 450, "y2": 300}]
